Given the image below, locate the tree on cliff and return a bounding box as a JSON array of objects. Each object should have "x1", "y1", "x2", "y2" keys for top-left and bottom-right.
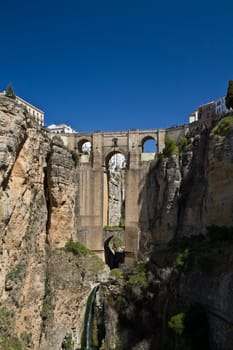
[
  {"x1": 225, "y1": 80, "x2": 233, "y2": 109},
  {"x1": 5, "y1": 84, "x2": 16, "y2": 99}
]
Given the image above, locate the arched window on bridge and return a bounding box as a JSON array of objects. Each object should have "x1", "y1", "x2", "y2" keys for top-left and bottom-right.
[
  {"x1": 141, "y1": 137, "x2": 157, "y2": 162},
  {"x1": 77, "y1": 139, "x2": 92, "y2": 154},
  {"x1": 104, "y1": 235, "x2": 125, "y2": 269},
  {"x1": 142, "y1": 137, "x2": 157, "y2": 153}
]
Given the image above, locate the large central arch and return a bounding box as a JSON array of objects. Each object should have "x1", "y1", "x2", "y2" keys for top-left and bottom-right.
[{"x1": 103, "y1": 150, "x2": 126, "y2": 228}]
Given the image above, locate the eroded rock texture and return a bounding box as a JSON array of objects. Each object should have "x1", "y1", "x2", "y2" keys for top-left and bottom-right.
[
  {"x1": 0, "y1": 97, "x2": 107, "y2": 349},
  {"x1": 140, "y1": 123, "x2": 233, "y2": 247}
]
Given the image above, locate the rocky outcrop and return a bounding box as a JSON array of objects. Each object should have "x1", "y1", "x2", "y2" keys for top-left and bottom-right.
[
  {"x1": 140, "y1": 120, "x2": 233, "y2": 246},
  {"x1": 0, "y1": 97, "x2": 107, "y2": 349}
]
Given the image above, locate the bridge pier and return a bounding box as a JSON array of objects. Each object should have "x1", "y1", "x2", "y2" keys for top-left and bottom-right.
[{"x1": 59, "y1": 126, "x2": 187, "y2": 263}]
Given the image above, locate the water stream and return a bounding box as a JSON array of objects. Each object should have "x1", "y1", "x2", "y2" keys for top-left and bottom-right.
[{"x1": 82, "y1": 285, "x2": 99, "y2": 350}]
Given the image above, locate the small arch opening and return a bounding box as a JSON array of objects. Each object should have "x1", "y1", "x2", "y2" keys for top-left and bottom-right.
[
  {"x1": 142, "y1": 137, "x2": 157, "y2": 153},
  {"x1": 77, "y1": 139, "x2": 92, "y2": 154},
  {"x1": 104, "y1": 236, "x2": 125, "y2": 269}
]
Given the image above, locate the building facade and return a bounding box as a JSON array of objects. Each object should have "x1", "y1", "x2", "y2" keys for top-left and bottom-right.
[
  {"x1": 189, "y1": 96, "x2": 230, "y2": 124},
  {"x1": 215, "y1": 96, "x2": 229, "y2": 116},
  {"x1": 47, "y1": 124, "x2": 76, "y2": 134},
  {"x1": 16, "y1": 96, "x2": 44, "y2": 126}
]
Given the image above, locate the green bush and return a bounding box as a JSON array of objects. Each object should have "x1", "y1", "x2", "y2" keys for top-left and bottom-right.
[
  {"x1": 168, "y1": 312, "x2": 186, "y2": 336},
  {"x1": 110, "y1": 268, "x2": 123, "y2": 280},
  {"x1": 162, "y1": 137, "x2": 179, "y2": 157},
  {"x1": 64, "y1": 240, "x2": 93, "y2": 256},
  {"x1": 5, "y1": 84, "x2": 16, "y2": 100},
  {"x1": 0, "y1": 308, "x2": 10, "y2": 328},
  {"x1": 126, "y1": 263, "x2": 148, "y2": 288},
  {"x1": 176, "y1": 136, "x2": 189, "y2": 151},
  {"x1": 174, "y1": 248, "x2": 190, "y2": 271},
  {"x1": 211, "y1": 116, "x2": 233, "y2": 136},
  {"x1": 1, "y1": 336, "x2": 24, "y2": 350}
]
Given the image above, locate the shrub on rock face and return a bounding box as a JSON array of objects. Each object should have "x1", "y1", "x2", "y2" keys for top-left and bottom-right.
[
  {"x1": 168, "y1": 312, "x2": 186, "y2": 336},
  {"x1": 5, "y1": 84, "x2": 16, "y2": 99},
  {"x1": 211, "y1": 116, "x2": 233, "y2": 136},
  {"x1": 64, "y1": 240, "x2": 93, "y2": 256},
  {"x1": 162, "y1": 137, "x2": 179, "y2": 157}
]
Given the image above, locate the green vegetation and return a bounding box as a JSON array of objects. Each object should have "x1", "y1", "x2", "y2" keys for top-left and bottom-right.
[
  {"x1": 225, "y1": 80, "x2": 233, "y2": 109},
  {"x1": 64, "y1": 240, "x2": 93, "y2": 257},
  {"x1": 162, "y1": 137, "x2": 179, "y2": 157},
  {"x1": 1, "y1": 336, "x2": 24, "y2": 350},
  {"x1": 62, "y1": 334, "x2": 73, "y2": 350},
  {"x1": 103, "y1": 226, "x2": 125, "y2": 231},
  {"x1": 176, "y1": 226, "x2": 233, "y2": 273},
  {"x1": 6, "y1": 263, "x2": 26, "y2": 282},
  {"x1": 5, "y1": 84, "x2": 16, "y2": 99},
  {"x1": 126, "y1": 263, "x2": 148, "y2": 289},
  {"x1": 41, "y1": 294, "x2": 53, "y2": 331},
  {"x1": 176, "y1": 136, "x2": 189, "y2": 151},
  {"x1": 0, "y1": 308, "x2": 25, "y2": 349},
  {"x1": 168, "y1": 312, "x2": 186, "y2": 336},
  {"x1": 174, "y1": 248, "x2": 190, "y2": 271},
  {"x1": 211, "y1": 116, "x2": 233, "y2": 136},
  {"x1": 0, "y1": 308, "x2": 10, "y2": 328},
  {"x1": 152, "y1": 226, "x2": 233, "y2": 274},
  {"x1": 110, "y1": 268, "x2": 123, "y2": 280},
  {"x1": 109, "y1": 236, "x2": 124, "y2": 252}
]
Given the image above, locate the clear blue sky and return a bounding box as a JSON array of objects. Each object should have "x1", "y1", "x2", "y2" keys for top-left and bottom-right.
[{"x1": 0, "y1": 0, "x2": 232, "y2": 132}]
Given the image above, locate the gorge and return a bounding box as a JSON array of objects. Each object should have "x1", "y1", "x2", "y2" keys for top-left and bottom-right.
[{"x1": 0, "y1": 95, "x2": 233, "y2": 349}]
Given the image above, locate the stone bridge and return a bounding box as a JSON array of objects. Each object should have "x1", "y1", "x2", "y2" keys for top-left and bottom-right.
[{"x1": 60, "y1": 126, "x2": 187, "y2": 263}]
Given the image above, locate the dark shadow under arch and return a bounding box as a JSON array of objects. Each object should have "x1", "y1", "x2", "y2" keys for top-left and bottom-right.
[{"x1": 104, "y1": 236, "x2": 125, "y2": 269}]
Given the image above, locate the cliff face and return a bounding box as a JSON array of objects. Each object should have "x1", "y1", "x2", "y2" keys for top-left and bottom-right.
[
  {"x1": 0, "y1": 96, "x2": 233, "y2": 350},
  {"x1": 131, "y1": 117, "x2": 233, "y2": 350},
  {"x1": 0, "y1": 97, "x2": 107, "y2": 349},
  {"x1": 139, "y1": 121, "x2": 233, "y2": 248}
]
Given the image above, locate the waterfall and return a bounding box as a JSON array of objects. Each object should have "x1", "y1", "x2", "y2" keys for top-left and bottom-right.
[{"x1": 82, "y1": 285, "x2": 99, "y2": 350}]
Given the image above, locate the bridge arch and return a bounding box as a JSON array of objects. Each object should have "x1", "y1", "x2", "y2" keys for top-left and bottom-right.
[
  {"x1": 103, "y1": 150, "x2": 127, "y2": 229},
  {"x1": 105, "y1": 149, "x2": 127, "y2": 170},
  {"x1": 141, "y1": 135, "x2": 157, "y2": 153},
  {"x1": 77, "y1": 138, "x2": 92, "y2": 154}
]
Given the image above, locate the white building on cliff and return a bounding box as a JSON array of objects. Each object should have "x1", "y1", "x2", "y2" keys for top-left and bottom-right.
[{"x1": 47, "y1": 124, "x2": 77, "y2": 134}]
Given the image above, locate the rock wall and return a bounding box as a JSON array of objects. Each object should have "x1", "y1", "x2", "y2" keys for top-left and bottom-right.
[
  {"x1": 0, "y1": 97, "x2": 108, "y2": 349},
  {"x1": 139, "y1": 120, "x2": 233, "y2": 248}
]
